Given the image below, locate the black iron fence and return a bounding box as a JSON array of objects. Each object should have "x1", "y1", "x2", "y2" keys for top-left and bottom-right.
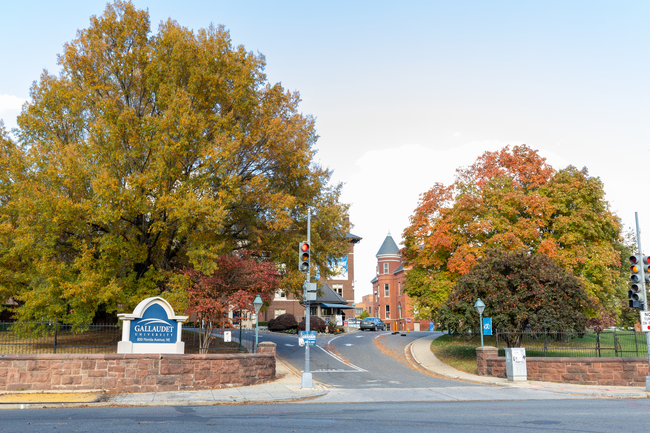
[
  {"x1": 0, "y1": 322, "x2": 252, "y2": 354},
  {"x1": 495, "y1": 330, "x2": 647, "y2": 357}
]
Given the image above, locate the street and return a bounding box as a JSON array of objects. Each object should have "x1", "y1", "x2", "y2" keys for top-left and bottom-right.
[
  {"x1": 261, "y1": 330, "x2": 474, "y2": 389},
  {"x1": 3, "y1": 400, "x2": 650, "y2": 432}
]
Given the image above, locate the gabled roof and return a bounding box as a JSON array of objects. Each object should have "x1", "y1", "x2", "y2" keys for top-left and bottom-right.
[
  {"x1": 315, "y1": 283, "x2": 348, "y2": 304},
  {"x1": 376, "y1": 233, "x2": 400, "y2": 257},
  {"x1": 346, "y1": 232, "x2": 362, "y2": 243},
  {"x1": 393, "y1": 262, "x2": 404, "y2": 274}
]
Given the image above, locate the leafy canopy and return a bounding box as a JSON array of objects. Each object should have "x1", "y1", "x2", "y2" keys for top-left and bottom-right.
[
  {"x1": 403, "y1": 145, "x2": 623, "y2": 321},
  {"x1": 0, "y1": 1, "x2": 349, "y2": 324},
  {"x1": 438, "y1": 249, "x2": 590, "y2": 339}
]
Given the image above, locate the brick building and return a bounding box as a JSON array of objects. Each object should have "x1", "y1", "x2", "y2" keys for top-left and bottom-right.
[
  {"x1": 370, "y1": 232, "x2": 432, "y2": 332},
  {"x1": 355, "y1": 294, "x2": 374, "y2": 317},
  {"x1": 260, "y1": 232, "x2": 361, "y2": 324}
]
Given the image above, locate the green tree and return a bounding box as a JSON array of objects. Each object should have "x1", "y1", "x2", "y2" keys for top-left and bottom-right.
[
  {"x1": 439, "y1": 249, "x2": 590, "y2": 345},
  {"x1": 403, "y1": 145, "x2": 623, "y2": 321},
  {"x1": 0, "y1": 1, "x2": 348, "y2": 323}
]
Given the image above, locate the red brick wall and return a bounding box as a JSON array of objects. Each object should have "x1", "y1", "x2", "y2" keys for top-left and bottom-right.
[
  {"x1": 476, "y1": 346, "x2": 649, "y2": 386},
  {"x1": 0, "y1": 342, "x2": 276, "y2": 392}
]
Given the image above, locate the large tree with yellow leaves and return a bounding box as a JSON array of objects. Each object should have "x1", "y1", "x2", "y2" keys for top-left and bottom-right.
[{"x1": 0, "y1": 1, "x2": 348, "y2": 324}]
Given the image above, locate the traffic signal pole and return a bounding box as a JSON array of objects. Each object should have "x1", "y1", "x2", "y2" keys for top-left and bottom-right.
[
  {"x1": 302, "y1": 209, "x2": 313, "y2": 389},
  {"x1": 634, "y1": 212, "x2": 650, "y2": 391}
]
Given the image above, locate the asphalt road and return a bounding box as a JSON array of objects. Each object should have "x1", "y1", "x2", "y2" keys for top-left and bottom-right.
[
  {"x1": 4, "y1": 400, "x2": 650, "y2": 432},
  {"x1": 260, "y1": 330, "x2": 475, "y2": 388}
]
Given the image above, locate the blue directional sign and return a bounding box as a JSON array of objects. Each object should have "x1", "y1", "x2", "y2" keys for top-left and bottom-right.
[
  {"x1": 482, "y1": 317, "x2": 492, "y2": 336},
  {"x1": 299, "y1": 331, "x2": 317, "y2": 346}
]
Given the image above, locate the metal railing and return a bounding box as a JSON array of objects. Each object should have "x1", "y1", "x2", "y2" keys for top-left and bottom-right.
[
  {"x1": 495, "y1": 330, "x2": 647, "y2": 357},
  {"x1": 0, "y1": 322, "x2": 252, "y2": 354}
]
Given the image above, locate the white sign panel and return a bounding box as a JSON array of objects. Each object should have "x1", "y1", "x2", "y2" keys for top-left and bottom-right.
[
  {"x1": 640, "y1": 311, "x2": 650, "y2": 332},
  {"x1": 224, "y1": 331, "x2": 232, "y2": 342}
]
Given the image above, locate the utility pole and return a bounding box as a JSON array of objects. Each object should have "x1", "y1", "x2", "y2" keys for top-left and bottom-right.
[
  {"x1": 634, "y1": 213, "x2": 650, "y2": 392},
  {"x1": 301, "y1": 209, "x2": 313, "y2": 388}
]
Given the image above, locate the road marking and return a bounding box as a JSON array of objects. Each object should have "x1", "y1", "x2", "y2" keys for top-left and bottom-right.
[
  {"x1": 355, "y1": 335, "x2": 364, "y2": 338},
  {"x1": 285, "y1": 344, "x2": 295, "y2": 347},
  {"x1": 345, "y1": 344, "x2": 353, "y2": 346},
  {"x1": 312, "y1": 369, "x2": 366, "y2": 373},
  {"x1": 315, "y1": 337, "x2": 368, "y2": 372}
]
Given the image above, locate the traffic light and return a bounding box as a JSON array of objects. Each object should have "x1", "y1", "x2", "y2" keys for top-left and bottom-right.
[
  {"x1": 644, "y1": 256, "x2": 650, "y2": 283},
  {"x1": 299, "y1": 241, "x2": 310, "y2": 273},
  {"x1": 629, "y1": 255, "x2": 646, "y2": 309}
]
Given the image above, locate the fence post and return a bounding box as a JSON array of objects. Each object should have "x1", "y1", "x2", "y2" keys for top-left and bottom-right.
[
  {"x1": 53, "y1": 320, "x2": 58, "y2": 354},
  {"x1": 613, "y1": 329, "x2": 617, "y2": 357},
  {"x1": 544, "y1": 331, "x2": 548, "y2": 357},
  {"x1": 635, "y1": 331, "x2": 639, "y2": 357}
]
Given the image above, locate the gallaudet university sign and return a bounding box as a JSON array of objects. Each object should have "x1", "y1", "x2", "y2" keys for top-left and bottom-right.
[{"x1": 117, "y1": 297, "x2": 188, "y2": 354}]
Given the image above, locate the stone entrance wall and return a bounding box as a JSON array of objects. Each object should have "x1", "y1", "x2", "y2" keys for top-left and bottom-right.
[
  {"x1": 476, "y1": 346, "x2": 648, "y2": 386},
  {"x1": 0, "y1": 342, "x2": 276, "y2": 392}
]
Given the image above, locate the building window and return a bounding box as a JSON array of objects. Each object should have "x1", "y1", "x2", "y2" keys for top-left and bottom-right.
[
  {"x1": 333, "y1": 284, "x2": 343, "y2": 296},
  {"x1": 383, "y1": 263, "x2": 389, "y2": 274},
  {"x1": 368, "y1": 306, "x2": 372, "y2": 315},
  {"x1": 398, "y1": 282, "x2": 401, "y2": 296},
  {"x1": 274, "y1": 309, "x2": 286, "y2": 318},
  {"x1": 385, "y1": 304, "x2": 390, "y2": 319},
  {"x1": 384, "y1": 284, "x2": 389, "y2": 297},
  {"x1": 274, "y1": 289, "x2": 286, "y2": 300}
]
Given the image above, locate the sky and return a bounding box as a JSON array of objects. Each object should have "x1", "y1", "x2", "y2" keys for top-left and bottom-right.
[{"x1": 1, "y1": 1, "x2": 649, "y2": 302}]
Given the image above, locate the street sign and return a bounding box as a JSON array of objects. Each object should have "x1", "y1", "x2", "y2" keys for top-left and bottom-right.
[
  {"x1": 640, "y1": 311, "x2": 650, "y2": 332},
  {"x1": 406, "y1": 317, "x2": 412, "y2": 324},
  {"x1": 429, "y1": 322, "x2": 434, "y2": 331},
  {"x1": 482, "y1": 317, "x2": 492, "y2": 335},
  {"x1": 299, "y1": 331, "x2": 317, "y2": 347},
  {"x1": 224, "y1": 331, "x2": 231, "y2": 342}
]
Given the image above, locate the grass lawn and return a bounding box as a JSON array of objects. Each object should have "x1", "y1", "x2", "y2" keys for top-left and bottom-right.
[
  {"x1": 430, "y1": 334, "x2": 496, "y2": 375},
  {"x1": 431, "y1": 331, "x2": 647, "y2": 375}
]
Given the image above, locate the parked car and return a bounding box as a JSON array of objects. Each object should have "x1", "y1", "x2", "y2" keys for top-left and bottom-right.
[{"x1": 360, "y1": 317, "x2": 386, "y2": 331}]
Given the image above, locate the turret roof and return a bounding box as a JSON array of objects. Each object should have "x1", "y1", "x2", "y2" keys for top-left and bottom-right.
[{"x1": 376, "y1": 232, "x2": 400, "y2": 257}]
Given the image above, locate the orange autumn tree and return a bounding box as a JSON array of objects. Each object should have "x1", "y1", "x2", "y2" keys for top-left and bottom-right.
[{"x1": 402, "y1": 145, "x2": 624, "y2": 322}]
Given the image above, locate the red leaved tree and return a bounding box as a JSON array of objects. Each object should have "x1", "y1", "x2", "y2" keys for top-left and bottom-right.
[{"x1": 183, "y1": 251, "x2": 278, "y2": 352}]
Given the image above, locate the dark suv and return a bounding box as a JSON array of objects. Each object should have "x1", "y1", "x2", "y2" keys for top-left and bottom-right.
[{"x1": 360, "y1": 317, "x2": 386, "y2": 331}]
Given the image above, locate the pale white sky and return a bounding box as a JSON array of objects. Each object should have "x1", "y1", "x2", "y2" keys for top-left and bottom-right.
[{"x1": 1, "y1": 1, "x2": 649, "y2": 301}]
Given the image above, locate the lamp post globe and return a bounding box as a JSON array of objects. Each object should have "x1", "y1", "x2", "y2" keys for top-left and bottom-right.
[
  {"x1": 253, "y1": 295, "x2": 263, "y2": 353},
  {"x1": 474, "y1": 298, "x2": 486, "y2": 347}
]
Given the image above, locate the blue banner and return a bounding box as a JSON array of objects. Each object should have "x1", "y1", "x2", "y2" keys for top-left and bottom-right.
[{"x1": 482, "y1": 317, "x2": 492, "y2": 336}]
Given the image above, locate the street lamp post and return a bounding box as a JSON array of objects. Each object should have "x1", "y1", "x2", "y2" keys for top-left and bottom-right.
[
  {"x1": 474, "y1": 298, "x2": 486, "y2": 347},
  {"x1": 398, "y1": 304, "x2": 405, "y2": 336},
  {"x1": 253, "y1": 295, "x2": 263, "y2": 353}
]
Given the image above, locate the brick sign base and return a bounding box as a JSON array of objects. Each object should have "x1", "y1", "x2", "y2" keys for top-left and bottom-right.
[
  {"x1": 0, "y1": 342, "x2": 276, "y2": 393},
  {"x1": 477, "y1": 346, "x2": 648, "y2": 386}
]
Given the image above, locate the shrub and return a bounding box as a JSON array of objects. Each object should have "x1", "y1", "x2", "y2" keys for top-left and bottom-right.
[
  {"x1": 298, "y1": 316, "x2": 327, "y2": 332},
  {"x1": 268, "y1": 313, "x2": 298, "y2": 331}
]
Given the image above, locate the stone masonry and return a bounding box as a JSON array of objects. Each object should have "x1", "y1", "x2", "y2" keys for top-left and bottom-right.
[
  {"x1": 0, "y1": 341, "x2": 276, "y2": 392},
  {"x1": 477, "y1": 345, "x2": 649, "y2": 386}
]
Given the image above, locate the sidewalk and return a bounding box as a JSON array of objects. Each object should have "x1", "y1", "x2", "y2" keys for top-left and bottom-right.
[
  {"x1": 0, "y1": 359, "x2": 327, "y2": 409},
  {"x1": 409, "y1": 333, "x2": 650, "y2": 399}
]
